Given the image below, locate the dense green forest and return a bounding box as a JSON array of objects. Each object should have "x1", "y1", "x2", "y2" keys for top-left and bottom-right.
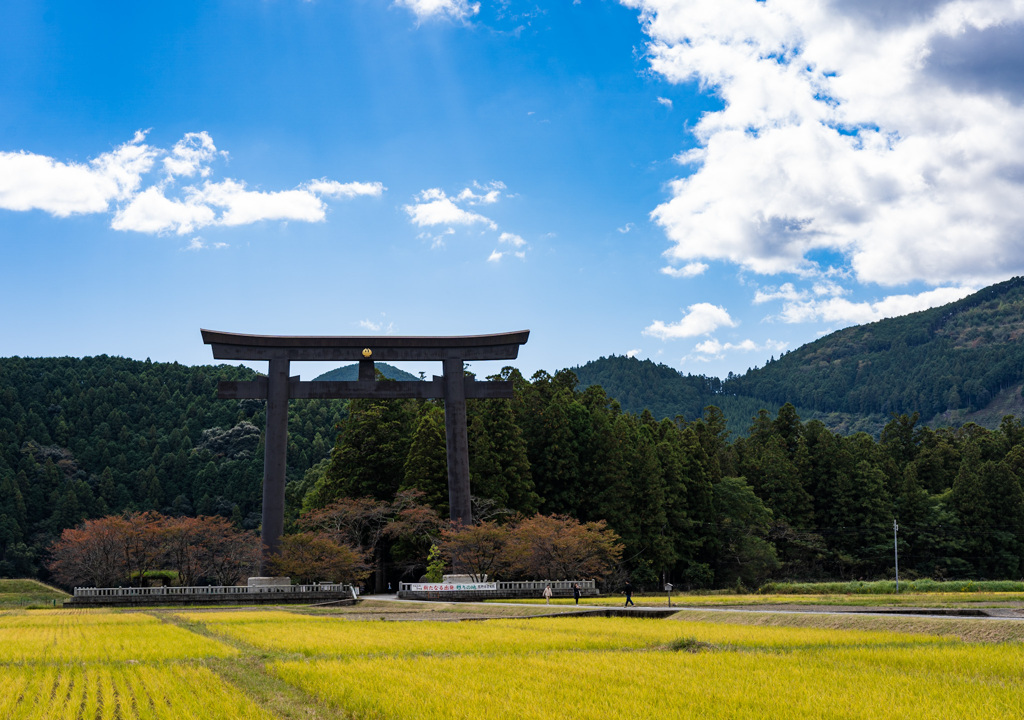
[
  {"x1": 4, "y1": 356, "x2": 1024, "y2": 587},
  {"x1": 6, "y1": 277, "x2": 1024, "y2": 586},
  {"x1": 0, "y1": 356, "x2": 345, "y2": 577},
  {"x1": 294, "y1": 368, "x2": 1024, "y2": 588}
]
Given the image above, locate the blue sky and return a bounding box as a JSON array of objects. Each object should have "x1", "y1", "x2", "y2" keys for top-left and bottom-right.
[{"x1": 3, "y1": 0, "x2": 1023, "y2": 382}]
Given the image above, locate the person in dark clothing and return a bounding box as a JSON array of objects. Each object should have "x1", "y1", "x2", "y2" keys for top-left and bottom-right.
[
  {"x1": 623, "y1": 580, "x2": 634, "y2": 607},
  {"x1": 573, "y1": 583, "x2": 581, "y2": 605}
]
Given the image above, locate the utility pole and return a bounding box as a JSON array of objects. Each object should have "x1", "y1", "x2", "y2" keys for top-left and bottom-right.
[{"x1": 893, "y1": 519, "x2": 900, "y2": 593}]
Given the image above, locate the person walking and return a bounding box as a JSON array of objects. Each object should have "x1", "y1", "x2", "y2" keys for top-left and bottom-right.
[
  {"x1": 623, "y1": 580, "x2": 634, "y2": 607},
  {"x1": 543, "y1": 584, "x2": 552, "y2": 605},
  {"x1": 573, "y1": 583, "x2": 581, "y2": 605}
]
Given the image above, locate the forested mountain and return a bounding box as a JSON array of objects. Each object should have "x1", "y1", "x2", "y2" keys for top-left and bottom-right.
[
  {"x1": 572, "y1": 355, "x2": 809, "y2": 434},
  {"x1": 0, "y1": 356, "x2": 345, "y2": 577},
  {"x1": 312, "y1": 363, "x2": 420, "y2": 382},
  {"x1": 729, "y1": 277, "x2": 1024, "y2": 421},
  {"x1": 576, "y1": 278, "x2": 1024, "y2": 434}
]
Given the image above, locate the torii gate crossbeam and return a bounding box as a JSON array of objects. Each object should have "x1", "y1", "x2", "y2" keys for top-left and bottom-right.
[{"x1": 202, "y1": 329, "x2": 529, "y2": 575}]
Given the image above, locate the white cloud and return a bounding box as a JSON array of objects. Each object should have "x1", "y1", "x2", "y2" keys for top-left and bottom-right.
[
  {"x1": 643, "y1": 302, "x2": 738, "y2": 339},
  {"x1": 618, "y1": 223, "x2": 634, "y2": 234},
  {"x1": 457, "y1": 181, "x2": 505, "y2": 205},
  {"x1": 113, "y1": 187, "x2": 215, "y2": 234},
  {"x1": 183, "y1": 237, "x2": 228, "y2": 252},
  {"x1": 358, "y1": 316, "x2": 395, "y2": 333},
  {"x1": 657, "y1": 96, "x2": 673, "y2": 109},
  {"x1": 0, "y1": 132, "x2": 156, "y2": 217},
  {"x1": 627, "y1": 0, "x2": 1024, "y2": 287},
  {"x1": 812, "y1": 280, "x2": 847, "y2": 297},
  {"x1": 406, "y1": 183, "x2": 527, "y2": 261},
  {"x1": 753, "y1": 282, "x2": 805, "y2": 304},
  {"x1": 778, "y1": 285, "x2": 975, "y2": 325},
  {"x1": 395, "y1": 0, "x2": 479, "y2": 21},
  {"x1": 488, "y1": 233, "x2": 528, "y2": 262},
  {"x1": 114, "y1": 177, "x2": 373, "y2": 235},
  {"x1": 691, "y1": 337, "x2": 787, "y2": 359},
  {"x1": 499, "y1": 232, "x2": 526, "y2": 248},
  {"x1": 626, "y1": 348, "x2": 642, "y2": 358},
  {"x1": 305, "y1": 180, "x2": 385, "y2": 198},
  {"x1": 196, "y1": 180, "x2": 325, "y2": 227},
  {"x1": 163, "y1": 132, "x2": 220, "y2": 178},
  {"x1": 0, "y1": 131, "x2": 384, "y2": 235},
  {"x1": 404, "y1": 188, "x2": 498, "y2": 230},
  {"x1": 661, "y1": 262, "x2": 708, "y2": 278}
]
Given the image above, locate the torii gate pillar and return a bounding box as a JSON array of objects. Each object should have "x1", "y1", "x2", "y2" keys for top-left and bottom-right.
[
  {"x1": 202, "y1": 329, "x2": 529, "y2": 575},
  {"x1": 443, "y1": 358, "x2": 471, "y2": 524}
]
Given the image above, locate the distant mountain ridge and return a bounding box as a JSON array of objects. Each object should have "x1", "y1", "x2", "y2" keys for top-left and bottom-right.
[
  {"x1": 573, "y1": 277, "x2": 1024, "y2": 434},
  {"x1": 728, "y1": 276, "x2": 1024, "y2": 420},
  {"x1": 312, "y1": 363, "x2": 421, "y2": 382}
]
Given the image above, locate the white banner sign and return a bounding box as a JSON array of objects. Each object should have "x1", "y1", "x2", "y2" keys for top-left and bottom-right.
[{"x1": 408, "y1": 583, "x2": 497, "y2": 592}]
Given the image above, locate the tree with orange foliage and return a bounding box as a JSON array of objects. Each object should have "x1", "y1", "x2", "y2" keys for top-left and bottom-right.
[
  {"x1": 504, "y1": 514, "x2": 622, "y2": 580},
  {"x1": 116, "y1": 511, "x2": 164, "y2": 586},
  {"x1": 438, "y1": 521, "x2": 509, "y2": 581},
  {"x1": 437, "y1": 514, "x2": 623, "y2": 581},
  {"x1": 48, "y1": 515, "x2": 131, "y2": 588},
  {"x1": 49, "y1": 511, "x2": 259, "y2": 588},
  {"x1": 158, "y1": 515, "x2": 258, "y2": 586},
  {"x1": 299, "y1": 489, "x2": 441, "y2": 591},
  {"x1": 267, "y1": 533, "x2": 368, "y2": 584}
]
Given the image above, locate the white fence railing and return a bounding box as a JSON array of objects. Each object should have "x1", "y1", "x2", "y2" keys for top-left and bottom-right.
[
  {"x1": 73, "y1": 583, "x2": 355, "y2": 598},
  {"x1": 399, "y1": 580, "x2": 596, "y2": 593}
]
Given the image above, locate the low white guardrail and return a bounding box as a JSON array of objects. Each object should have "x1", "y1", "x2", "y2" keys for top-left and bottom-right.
[
  {"x1": 73, "y1": 583, "x2": 354, "y2": 597},
  {"x1": 399, "y1": 580, "x2": 596, "y2": 593}
]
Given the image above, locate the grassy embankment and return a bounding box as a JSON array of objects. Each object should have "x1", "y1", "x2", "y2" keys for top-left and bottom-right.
[{"x1": 0, "y1": 579, "x2": 68, "y2": 609}]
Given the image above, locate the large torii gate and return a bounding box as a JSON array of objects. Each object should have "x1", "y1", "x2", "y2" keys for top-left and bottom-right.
[{"x1": 202, "y1": 329, "x2": 530, "y2": 575}]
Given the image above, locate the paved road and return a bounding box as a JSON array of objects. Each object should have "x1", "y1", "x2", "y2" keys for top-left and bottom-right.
[{"x1": 364, "y1": 594, "x2": 1024, "y2": 620}]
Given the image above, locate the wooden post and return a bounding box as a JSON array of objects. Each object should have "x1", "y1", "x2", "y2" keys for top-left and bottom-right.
[
  {"x1": 443, "y1": 358, "x2": 472, "y2": 525},
  {"x1": 358, "y1": 359, "x2": 374, "y2": 381},
  {"x1": 260, "y1": 357, "x2": 290, "y2": 575}
]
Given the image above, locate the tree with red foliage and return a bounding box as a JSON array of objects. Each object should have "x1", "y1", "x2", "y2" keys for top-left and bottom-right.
[
  {"x1": 48, "y1": 511, "x2": 259, "y2": 588},
  {"x1": 48, "y1": 515, "x2": 131, "y2": 588},
  {"x1": 267, "y1": 533, "x2": 368, "y2": 584},
  {"x1": 299, "y1": 489, "x2": 441, "y2": 591},
  {"x1": 505, "y1": 514, "x2": 621, "y2": 580},
  {"x1": 437, "y1": 514, "x2": 622, "y2": 581},
  {"x1": 158, "y1": 515, "x2": 258, "y2": 586},
  {"x1": 199, "y1": 518, "x2": 259, "y2": 586},
  {"x1": 439, "y1": 521, "x2": 509, "y2": 581},
  {"x1": 504, "y1": 514, "x2": 622, "y2": 580}
]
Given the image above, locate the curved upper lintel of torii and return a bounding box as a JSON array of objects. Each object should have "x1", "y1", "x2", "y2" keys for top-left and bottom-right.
[{"x1": 200, "y1": 329, "x2": 530, "y2": 363}]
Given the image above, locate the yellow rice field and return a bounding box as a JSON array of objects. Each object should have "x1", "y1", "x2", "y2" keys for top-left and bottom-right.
[
  {"x1": 180, "y1": 610, "x2": 947, "y2": 657},
  {"x1": 0, "y1": 664, "x2": 275, "y2": 720},
  {"x1": 5, "y1": 604, "x2": 1024, "y2": 718},
  {"x1": 0, "y1": 609, "x2": 269, "y2": 719},
  {"x1": 0, "y1": 610, "x2": 236, "y2": 663},
  {"x1": 272, "y1": 643, "x2": 1024, "y2": 720}
]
